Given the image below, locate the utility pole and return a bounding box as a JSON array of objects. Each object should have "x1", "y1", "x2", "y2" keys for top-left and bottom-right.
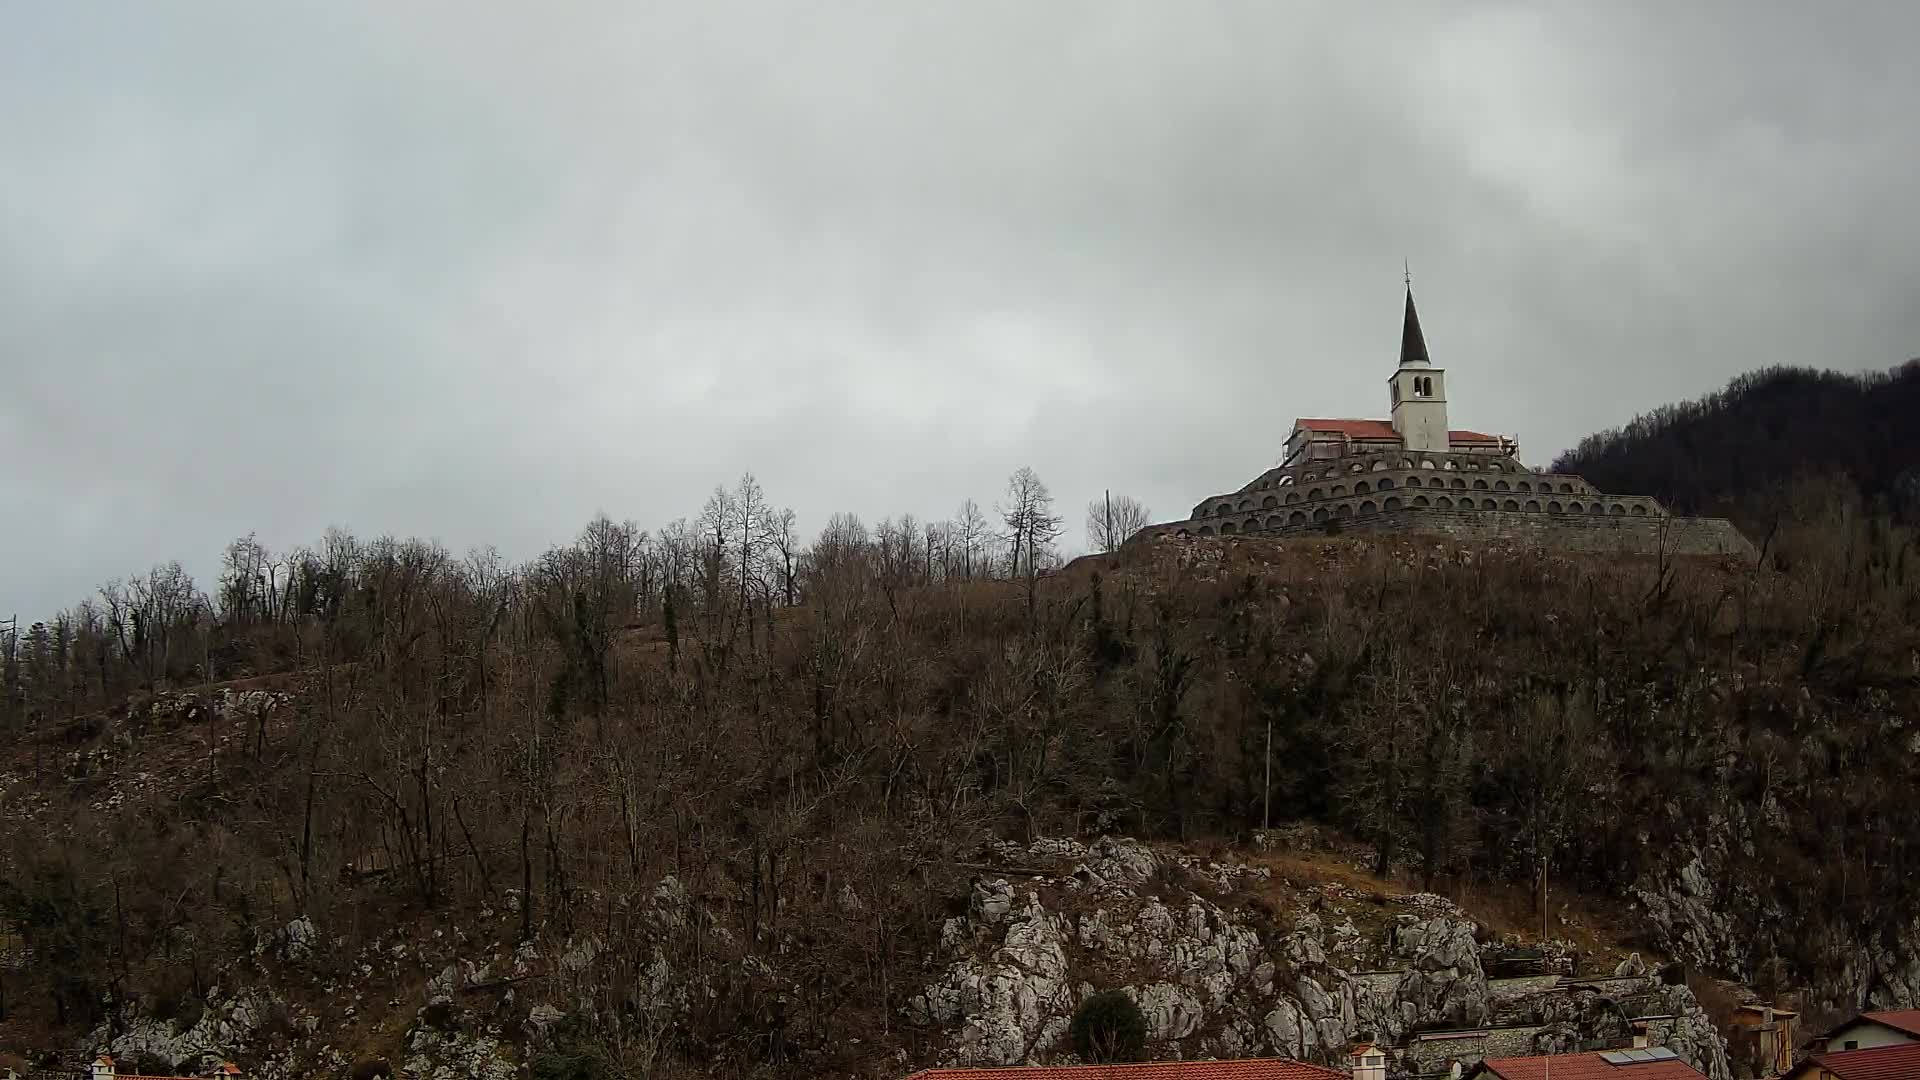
[
  {"x1": 1540, "y1": 857, "x2": 1549, "y2": 942},
  {"x1": 1104, "y1": 489, "x2": 1112, "y2": 554},
  {"x1": 1262, "y1": 717, "x2": 1273, "y2": 832}
]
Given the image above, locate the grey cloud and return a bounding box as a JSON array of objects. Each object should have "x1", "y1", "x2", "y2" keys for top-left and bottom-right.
[{"x1": 4, "y1": 1, "x2": 1917, "y2": 618}]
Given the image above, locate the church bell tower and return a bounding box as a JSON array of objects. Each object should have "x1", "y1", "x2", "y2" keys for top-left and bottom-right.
[{"x1": 1388, "y1": 284, "x2": 1449, "y2": 452}]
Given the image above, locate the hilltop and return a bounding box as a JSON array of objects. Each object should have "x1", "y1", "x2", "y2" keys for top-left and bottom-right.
[
  {"x1": 3, "y1": 504, "x2": 1917, "y2": 1078},
  {"x1": 7, "y1": 362, "x2": 1920, "y2": 1079}
]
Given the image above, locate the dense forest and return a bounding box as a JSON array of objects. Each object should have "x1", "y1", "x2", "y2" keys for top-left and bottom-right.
[
  {"x1": 1, "y1": 397, "x2": 1918, "y2": 1078},
  {"x1": 1554, "y1": 360, "x2": 1920, "y2": 526}
]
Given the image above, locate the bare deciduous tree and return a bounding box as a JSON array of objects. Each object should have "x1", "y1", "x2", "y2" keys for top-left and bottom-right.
[
  {"x1": 954, "y1": 499, "x2": 989, "y2": 580},
  {"x1": 1086, "y1": 493, "x2": 1152, "y2": 553},
  {"x1": 1000, "y1": 467, "x2": 1063, "y2": 621}
]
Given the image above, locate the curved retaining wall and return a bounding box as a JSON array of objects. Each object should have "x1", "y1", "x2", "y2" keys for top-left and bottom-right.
[{"x1": 1147, "y1": 507, "x2": 1753, "y2": 559}]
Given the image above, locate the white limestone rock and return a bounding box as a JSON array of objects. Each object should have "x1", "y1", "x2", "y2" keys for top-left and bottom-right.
[
  {"x1": 524, "y1": 1004, "x2": 565, "y2": 1041},
  {"x1": 972, "y1": 878, "x2": 1015, "y2": 924},
  {"x1": 1394, "y1": 918, "x2": 1489, "y2": 1028},
  {"x1": 401, "y1": 1031, "x2": 515, "y2": 1080},
  {"x1": 89, "y1": 989, "x2": 277, "y2": 1072},
  {"x1": 1079, "y1": 836, "x2": 1161, "y2": 888},
  {"x1": 1128, "y1": 983, "x2": 1205, "y2": 1041},
  {"x1": 911, "y1": 890, "x2": 1076, "y2": 1065},
  {"x1": 259, "y1": 916, "x2": 318, "y2": 965},
  {"x1": 1262, "y1": 998, "x2": 1316, "y2": 1059}
]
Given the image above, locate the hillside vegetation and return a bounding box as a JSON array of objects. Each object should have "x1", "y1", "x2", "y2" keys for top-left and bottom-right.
[
  {"x1": 1555, "y1": 359, "x2": 1920, "y2": 526},
  {"x1": 1, "y1": 444, "x2": 1918, "y2": 1077}
]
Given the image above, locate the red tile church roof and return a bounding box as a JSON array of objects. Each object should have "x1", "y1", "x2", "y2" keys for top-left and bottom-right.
[
  {"x1": 1293, "y1": 418, "x2": 1503, "y2": 444},
  {"x1": 904, "y1": 1061, "x2": 1345, "y2": 1080}
]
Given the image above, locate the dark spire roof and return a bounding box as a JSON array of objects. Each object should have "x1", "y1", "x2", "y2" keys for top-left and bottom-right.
[{"x1": 1399, "y1": 286, "x2": 1431, "y2": 368}]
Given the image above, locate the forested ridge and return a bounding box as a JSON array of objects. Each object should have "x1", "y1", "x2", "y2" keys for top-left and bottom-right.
[
  {"x1": 1, "y1": 414, "x2": 1918, "y2": 1078},
  {"x1": 1554, "y1": 359, "x2": 1920, "y2": 526}
]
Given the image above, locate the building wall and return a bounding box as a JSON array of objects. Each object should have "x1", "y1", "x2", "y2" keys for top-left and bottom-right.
[
  {"x1": 1190, "y1": 450, "x2": 1603, "y2": 522},
  {"x1": 1390, "y1": 367, "x2": 1449, "y2": 452},
  {"x1": 1402, "y1": 1026, "x2": 1565, "y2": 1076},
  {"x1": 1158, "y1": 448, "x2": 1752, "y2": 559},
  {"x1": 1146, "y1": 507, "x2": 1751, "y2": 559},
  {"x1": 1823, "y1": 1022, "x2": 1917, "y2": 1052}
]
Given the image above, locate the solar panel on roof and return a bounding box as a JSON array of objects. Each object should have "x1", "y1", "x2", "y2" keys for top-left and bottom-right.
[{"x1": 1599, "y1": 1047, "x2": 1680, "y2": 1066}]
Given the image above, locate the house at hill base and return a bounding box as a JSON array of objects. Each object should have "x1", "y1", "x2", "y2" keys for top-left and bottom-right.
[
  {"x1": 1808, "y1": 1009, "x2": 1920, "y2": 1055},
  {"x1": 902, "y1": 1056, "x2": 1350, "y2": 1080},
  {"x1": 1781, "y1": 1040, "x2": 1920, "y2": 1080},
  {"x1": 1134, "y1": 284, "x2": 1753, "y2": 558},
  {"x1": 86, "y1": 1057, "x2": 241, "y2": 1080},
  {"x1": 1464, "y1": 1047, "x2": 1708, "y2": 1080}
]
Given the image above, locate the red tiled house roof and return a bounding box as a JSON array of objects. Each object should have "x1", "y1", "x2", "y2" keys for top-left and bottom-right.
[
  {"x1": 1472, "y1": 1051, "x2": 1707, "y2": 1080},
  {"x1": 1791, "y1": 1042, "x2": 1920, "y2": 1079},
  {"x1": 1857, "y1": 1009, "x2": 1920, "y2": 1038},
  {"x1": 904, "y1": 1060, "x2": 1346, "y2": 1080}
]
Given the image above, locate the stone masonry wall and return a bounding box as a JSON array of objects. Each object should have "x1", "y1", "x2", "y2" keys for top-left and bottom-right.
[
  {"x1": 1139, "y1": 507, "x2": 1754, "y2": 560},
  {"x1": 1287, "y1": 507, "x2": 1756, "y2": 558}
]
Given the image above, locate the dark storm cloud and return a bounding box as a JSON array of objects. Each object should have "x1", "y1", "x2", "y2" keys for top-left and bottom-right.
[{"x1": 4, "y1": 1, "x2": 1918, "y2": 618}]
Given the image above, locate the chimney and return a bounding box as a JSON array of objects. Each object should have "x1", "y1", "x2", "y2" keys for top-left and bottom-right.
[
  {"x1": 1350, "y1": 1043, "x2": 1387, "y2": 1080},
  {"x1": 91, "y1": 1058, "x2": 116, "y2": 1080},
  {"x1": 1631, "y1": 1021, "x2": 1650, "y2": 1050}
]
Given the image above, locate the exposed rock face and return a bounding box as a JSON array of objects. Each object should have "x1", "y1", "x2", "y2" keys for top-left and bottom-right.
[
  {"x1": 911, "y1": 883, "x2": 1078, "y2": 1066},
  {"x1": 88, "y1": 989, "x2": 279, "y2": 1073},
  {"x1": 1635, "y1": 851, "x2": 1749, "y2": 980},
  {"x1": 258, "y1": 916, "x2": 318, "y2": 964},
  {"x1": 402, "y1": 1030, "x2": 515, "y2": 1080},
  {"x1": 1636, "y1": 821, "x2": 1920, "y2": 1017},
  {"x1": 1832, "y1": 918, "x2": 1920, "y2": 1011},
  {"x1": 1392, "y1": 918, "x2": 1488, "y2": 1030},
  {"x1": 915, "y1": 839, "x2": 1733, "y2": 1080},
  {"x1": 68, "y1": 836, "x2": 1743, "y2": 1080}
]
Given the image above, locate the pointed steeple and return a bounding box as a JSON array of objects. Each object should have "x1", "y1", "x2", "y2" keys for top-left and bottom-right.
[{"x1": 1399, "y1": 285, "x2": 1431, "y2": 368}]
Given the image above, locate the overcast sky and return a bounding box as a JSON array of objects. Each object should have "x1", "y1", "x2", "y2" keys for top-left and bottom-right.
[{"x1": 4, "y1": 2, "x2": 1918, "y2": 619}]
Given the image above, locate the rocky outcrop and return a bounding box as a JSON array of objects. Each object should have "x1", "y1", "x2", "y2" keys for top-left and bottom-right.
[
  {"x1": 912, "y1": 838, "x2": 1732, "y2": 1079},
  {"x1": 67, "y1": 835, "x2": 1738, "y2": 1080},
  {"x1": 910, "y1": 882, "x2": 1078, "y2": 1065},
  {"x1": 88, "y1": 990, "x2": 289, "y2": 1074},
  {"x1": 1636, "y1": 812, "x2": 1920, "y2": 1018},
  {"x1": 1634, "y1": 850, "x2": 1749, "y2": 980},
  {"x1": 401, "y1": 1030, "x2": 515, "y2": 1080},
  {"x1": 1392, "y1": 918, "x2": 1489, "y2": 1030},
  {"x1": 1830, "y1": 918, "x2": 1920, "y2": 1011}
]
